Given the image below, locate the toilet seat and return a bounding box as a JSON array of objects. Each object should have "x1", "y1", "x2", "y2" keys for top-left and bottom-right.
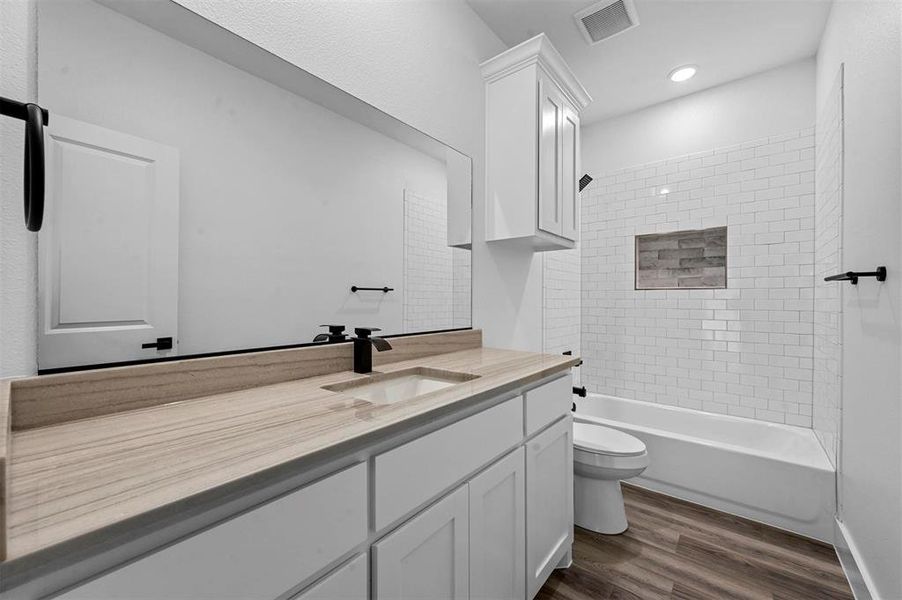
[{"x1": 573, "y1": 422, "x2": 646, "y2": 457}]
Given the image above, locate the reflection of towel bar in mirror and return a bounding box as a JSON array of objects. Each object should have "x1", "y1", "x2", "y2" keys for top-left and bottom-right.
[
  {"x1": 824, "y1": 266, "x2": 887, "y2": 285},
  {"x1": 351, "y1": 286, "x2": 394, "y2": 293}
]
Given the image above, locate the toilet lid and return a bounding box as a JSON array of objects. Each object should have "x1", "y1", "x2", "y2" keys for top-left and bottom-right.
[{"x1": 573, "y1": 422, "x2": 647, "y2": 457}]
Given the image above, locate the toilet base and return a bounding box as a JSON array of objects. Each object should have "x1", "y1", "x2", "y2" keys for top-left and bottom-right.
[{"x1": 574, "y1": 474, "x2": 628, "y2": 534}]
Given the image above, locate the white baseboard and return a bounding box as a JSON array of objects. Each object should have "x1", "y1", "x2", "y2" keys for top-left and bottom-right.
[{"x1": 834, "y1": 518, "x2": 877, "y2": 600}]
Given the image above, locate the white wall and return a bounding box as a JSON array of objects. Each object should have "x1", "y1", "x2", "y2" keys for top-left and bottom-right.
[
  {"x1": 0, "y1": 0, "x2": 38, "y2": 377},
  {"x1": 39, "y1": 0, "x2": 454, "y2": 356},
  {"x1": 582, "y1": 58, "x2": 816, "y2": 175},
  {"x1": 170, "y1": 0, "x2": 545, "y2": 352},
  {"x1": 816, "y1": 2, "x2": 902, "y2": 597}
]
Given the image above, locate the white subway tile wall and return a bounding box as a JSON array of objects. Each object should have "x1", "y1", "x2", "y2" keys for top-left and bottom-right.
[
  {"x1": 403, "y1": 190, "x2": 471, "y2": 332},
  {"x1": 813, "y1": 69, "x2": 843, "y2": 465},
  {"x1": 451, "y1": 248, "x2": 472, "y2": 329},
  {"x1": 581, "y1": 128, "x2": 816, "y2": 425},
  {"x1": 544, "y1": 248, "x2": 581, "y2": 385}
]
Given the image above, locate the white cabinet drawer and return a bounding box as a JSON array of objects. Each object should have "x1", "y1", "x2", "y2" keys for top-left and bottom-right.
[
  {"x1": 291, "y1": 553, "x2": 368, "y2": 600},
  {"x1": 57, "y1": 463, "x2": 368, "y2": 600},
  {"x1": 524, "y1": 374, "x2": 572, "y2": 436},
  {"x1": 374, "y1": 397, "x2": 523, "y2": 530}
]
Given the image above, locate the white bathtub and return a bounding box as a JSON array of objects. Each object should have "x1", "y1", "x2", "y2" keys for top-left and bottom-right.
[{"x1": 575, "y1": 393, "x2": 836, "y2": 542}]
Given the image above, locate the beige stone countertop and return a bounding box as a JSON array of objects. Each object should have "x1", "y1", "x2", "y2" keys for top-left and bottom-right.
[{"x1": 6, "y1": 346, "x2": 577, "y2": 560}]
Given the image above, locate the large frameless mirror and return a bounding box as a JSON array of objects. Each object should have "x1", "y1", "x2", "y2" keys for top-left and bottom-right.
[{"x1": 34, "y1": 0, "x2": 472, "y2": 372}]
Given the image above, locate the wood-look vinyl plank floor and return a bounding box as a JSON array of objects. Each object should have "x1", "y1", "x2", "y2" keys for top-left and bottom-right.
[{"x1": 537, "y1": 485, "x2": 854, "y2": 600}]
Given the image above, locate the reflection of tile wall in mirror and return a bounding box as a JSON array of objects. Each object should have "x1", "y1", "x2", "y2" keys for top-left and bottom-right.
[
  {"x1": 635, "y1": 227, "x2": 727, "y2": 289},
  {"x1": 402, "y1": 189, "x2": 472, "y2": 333},
  {"x1": 403, "y1": 190, "x2": 454, "y2": 332}
]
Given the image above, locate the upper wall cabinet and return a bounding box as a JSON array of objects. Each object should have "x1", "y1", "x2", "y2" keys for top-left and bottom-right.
[{"x1": 482, "y1": 34, "x2": 591, "y2": 252}]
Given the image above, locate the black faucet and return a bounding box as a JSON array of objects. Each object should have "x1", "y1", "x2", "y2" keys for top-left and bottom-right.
[
  {"x1": 313, "y1": 324, "x2": 348, "y2": 343},
  {"x1": 352, "y1": 327, "x2": 392, "y2": 374}
]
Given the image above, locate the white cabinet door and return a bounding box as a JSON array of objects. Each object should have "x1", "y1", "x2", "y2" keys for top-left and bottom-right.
[
  {"x1": 525, "y1": 416, "x2": 574, "y2": 599},
  {"x1": 39, "y1": 115, "x2": 179, "y2": 370},
  {"x1": 469, "y1": 447, "x2": 526, "y2": 600},
  {"x1": 537, "y1": 73, "x2": 563, "y2": 238},
  {"x1": 561, "y1": 105, "x2": 579, "y2": 242},
  {"x1": 292, "y1": 553, "x2": 368, "y2": 600},
  {"x1": 373, "y1": 485, "x2": 469, "y2": 600}
]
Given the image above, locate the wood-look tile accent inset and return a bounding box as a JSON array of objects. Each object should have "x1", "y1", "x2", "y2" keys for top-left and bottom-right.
[
  {"x1": 538, "y1": 484, "x2": 853, "y2": 600},
  {"x1": 6, "y1": 346, "x2": 576, "y2": 559},
  {"x1": 10, "y1": 329, "x2": 482, "y2": 431},
  {"x1": 636, "y1": 227, "x2": 727, "y2": 289}
]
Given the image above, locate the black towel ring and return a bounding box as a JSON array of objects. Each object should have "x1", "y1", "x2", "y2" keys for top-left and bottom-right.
[
  {"x1": 0, "y1": 96, "x2": 48, "y2": 231},
  {"x1": 23, "y1": 103, "x2": 45, "y2": 232}
]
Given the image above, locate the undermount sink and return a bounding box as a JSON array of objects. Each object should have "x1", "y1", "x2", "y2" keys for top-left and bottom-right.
[{"x1": 323, "y1": 367, "x2": 479, "y2": 405}]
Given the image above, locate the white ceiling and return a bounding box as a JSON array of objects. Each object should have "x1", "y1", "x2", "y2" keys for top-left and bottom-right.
[{"x1": 468, "y1": 0, "x2": 832, "y2": 124}]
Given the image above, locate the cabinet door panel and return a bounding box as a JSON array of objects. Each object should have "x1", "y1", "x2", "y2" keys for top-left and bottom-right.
[
  {"x1": 561, "y1": 106, "x2": 579, "y2": 242},
  {"x1": 537, "y1": 76, "x2": 562, "y2": 237},
  {"x1": 525, "y1": 417, "x2": 573, "y2": 599},
  {"x1": 469, "y1": 447, "x2": 526, "y2": 600},
  {"x1": 373, "y1": 486, "x2": 469, "y2": 600},
  {"x1": 291, "y1": 553, "x2": 368, "y2": 600}
]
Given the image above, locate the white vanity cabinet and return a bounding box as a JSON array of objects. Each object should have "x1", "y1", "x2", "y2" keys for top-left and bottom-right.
[
  {"x1": 48, "y1": 373, "x2": 573, "y2": 600},
  {"x1": 482, "y1": 34, "x2": 591, "y2": 252}
]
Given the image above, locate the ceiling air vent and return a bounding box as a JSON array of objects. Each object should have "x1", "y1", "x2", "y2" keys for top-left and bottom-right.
[{"x1": 574, "y1": 0, "x2": 639, "y2": 45}]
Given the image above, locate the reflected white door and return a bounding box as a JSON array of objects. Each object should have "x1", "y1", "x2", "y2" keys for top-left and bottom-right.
[{"x1": 38, "y1": 115, "x2": 179, "y2": 370}]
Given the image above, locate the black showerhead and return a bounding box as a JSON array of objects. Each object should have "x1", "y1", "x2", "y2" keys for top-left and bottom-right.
[{"x1": 579, "y1": 174, "x2": 593, "y2": 192}]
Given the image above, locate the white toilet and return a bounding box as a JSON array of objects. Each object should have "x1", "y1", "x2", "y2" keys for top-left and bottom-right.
[{"x1": 573, "y1": 419, "x2": 650, "y2": 534}]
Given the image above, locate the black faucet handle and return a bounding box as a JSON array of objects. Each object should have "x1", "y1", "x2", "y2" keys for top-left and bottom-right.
[
  {"x1": 320, "y1": 324, "x2": 346, "y2": 335},
  {"x1": 354, "y1": 327, "x2": 382, "y2": 338}
]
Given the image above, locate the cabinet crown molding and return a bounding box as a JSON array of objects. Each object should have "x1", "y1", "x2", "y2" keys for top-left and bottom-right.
[{"x1": 480, "y1": 33, "x2": 592, "y2": 111}]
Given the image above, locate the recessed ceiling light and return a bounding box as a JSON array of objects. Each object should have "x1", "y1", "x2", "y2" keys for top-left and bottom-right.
[{"x1": 668, "y1": 65, "x2": 697, "y2": 82}]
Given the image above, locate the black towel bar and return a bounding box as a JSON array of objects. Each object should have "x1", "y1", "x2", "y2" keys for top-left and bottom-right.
[
  {"x1": 351, "y1": 286, "x2": 394, "y2": 293},
  {"x1": 0, "y1": 96, "x2": 48, "y2": 232},
  {"x1": 824, "y1": 266, "x2": 887, "y2": 285}
]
